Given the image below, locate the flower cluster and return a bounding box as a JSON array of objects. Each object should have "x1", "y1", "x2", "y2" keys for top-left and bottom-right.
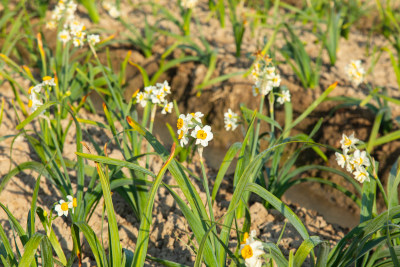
[
  {"x1": 176, "y1": 112, "x2": 213, "y2": 147},
  {"x1": 335, "y1": 133, "x2": 371, "y2": 183},
  {"x1": 240, "y1": 230, "x2": 264, "y2": 267},
  {"x1": 47, "y1": 0, "x2": 100, "y2": 47},
  {"x1": 251, "y1": 55, "x2": 281, "y2": 97},
  {"x1": 28, "y1": 76, "x2": 56, "y2": 113},
  {"x1": 345, "y1": 60, "x2": 365, "y2": 87},
  {"x1": 250, "y1": 54, "x2": 291, "y2": 104},
  {"x1": 54, "y1": 195, "x2": 77, "y2": 217},
  {"x1": 181, "y1": 0, "x2": 198, "y2": 9},
  {"x1": 136, "y1": 81, "x2": 173, "y2": 115},
  {"x1": 46, "y1": 0, "x2": 77, "y2": 29},
  {"x1": 102, "y1": 1, "x2": 121, "y2": 18},
  {"x1": 277, "y1": 88, "x2": 291, "y2": 105},
  {"x1": 224, "y1": 109, "x2": 239, "y2": 131}
]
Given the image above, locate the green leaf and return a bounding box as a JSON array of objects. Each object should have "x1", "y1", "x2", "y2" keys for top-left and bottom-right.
[
  {"x1": 15, "y1": 101, "x2": 57, "y2": 130},
  {"x1": 40, "y1": 237, "x2": 53, "y2": 267},
  {"x1": 211, "y1": 142, "x2": 241, "y2": 202},
  {"x1": 18, "y1": 233, "x2": 44, "y2": 267},
  {"x1": 293, "y1": 236, "x2": 323, "y2": 267},
  {"x1": 246, "y1": 183, "x2": 309, "y2": 239},
  {"x1": 286, "y1": 82, "x2": 337, "y2": 132},
  {"x1": 74, "y1": 222, "x2": 107, "y2": 267},
  {"x1": 132, "y1": 144, "x2": 176, "y2": 267},
  {"x1": 95, "y1": 163, "x2": 121, "y2": 265},
  {"x1": 76, "y1": 152, "x2": 156, "y2": 178}
]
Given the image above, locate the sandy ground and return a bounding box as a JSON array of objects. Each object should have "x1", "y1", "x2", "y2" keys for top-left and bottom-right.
[{"x1": 1, "y1": 0, "x2": 400, "y2": 265}]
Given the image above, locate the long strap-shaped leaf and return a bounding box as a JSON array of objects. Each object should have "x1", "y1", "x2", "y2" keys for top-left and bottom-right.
[
  {"x1": 217, "y1": 144, "x2": 290, "y2": 266},
  {"x1": 132, "y1": 144, "x2": 176, "y2": 266},
  {"x1": 126, "y1": 116, "x2": 209, "y2": 231},
  {"x1": 246, "y1": 183, "x2": 310, "y2": 239},
  {"x1": 293, "y1": 236, "x2": 323, "y2": 267},
  {"x1": 96, "y1": 162, "x2": 121, "y2": 265},
  {"x1": 18, "y1": 233, "x2": 44, "y2": 267},
  {"x1": 76, "y1": 152, "x2": 156, "y2": 178},
  {"x1": 74, "y1": 221, "x2": 107, "y2": 267}
]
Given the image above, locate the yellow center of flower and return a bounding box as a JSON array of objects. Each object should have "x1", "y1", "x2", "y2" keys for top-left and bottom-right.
[
  {"x1": 254, "y1": 87, "x2": 260, "y2": 94},
  {"x1": 190, "y1": 113, "x2": 195, "y2": 117},
  {"x1": 344, "y1": 137, "x2": 351, "y2": 146},
  {"x1": 28, "y1": 86, "x2": 34, "y2": 94},
  {"x1": 196, "y1": 130, "x2": 207, "y2": 140},
  {"x1": 178, "y1": 131, "x2": 184, "y2": 140},
  {"x1": 241, "y1": 245, "x2": 253, "y2": 259},
  {"x1": 73, "y1": 198, "x2": 77, "y2": 208},
  {"x1": 43, "y1": 76, "x2": 52, "y2": 81},
  {"x1": 240, "y1": 232, "x2": 249, "y2": 245},
  {"x1": 28, "y1": 100, "x2": 33, "y2": 107},
  {"x1": 61, "y1": 202, "x2": 69, "y2": 211},
  {"x1": 177, "y1": 118, "x2": 184, "y2": 129}
]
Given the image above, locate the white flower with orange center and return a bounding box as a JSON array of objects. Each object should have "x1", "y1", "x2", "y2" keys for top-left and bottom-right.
[
  {"x1": 136, "y1": 92, "x2": 148, "y2": 107},
  {"x1": 224, "y1": 109, "x2": 239, "y2": 131},
  {"x1": 161, "y1": 101, "x2": 173, "y2": 115},
  {"x1": 353, "y1": 166, "x2": 370, "y2": 183},
  {"x1": 88, "y1": 34, "x2": 100, "y2": 46},
  {"x1": 177, "y1": 114, "x2": 191, "y2": 131},
  {"x1": 270, "y1": 73, "x2": 281, "y2": 87},
  {"x1": 240, "y1": 230, "x2": 264, "y2": 267},
  {"x1": 157, "y1": 80, "x2": 171, "y2": 94},
  {"x1": 190, "y1": 111, "x2": 204, "y2": 124},
  {"x1": 58, "y1": 30, "x2": 71, "y2": 44},
  {"x1": 345, "y1": 60, "x2": 365, "y2": 87},
  {"x1": 66, "y1": 195, "x2": 77, "y2": 213},
  {"x1": 277, "y1": 89, "x2": 291, "y2": 104},
  {"x1": 42, "y1": 76, "x2": 56, "y2": 86},
  {"x1": 54, "y1": 197, "x2": 73, "y2": 217},
  {"x1": 191, "y1": 125, "x2": 213, "y2": 147},
  {"x1": 177, "y1": 129, "x2": 189, "y2": 147},
  {"x1": 351, "y1": 149, "x2": 370, "y2": 169},
  {"x1": 340, "y1": 133, "x2": 359, "y2": 150}
]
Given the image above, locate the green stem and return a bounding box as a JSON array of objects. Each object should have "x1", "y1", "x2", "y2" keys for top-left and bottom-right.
[
  {"x1": 375, "y1": 175, "x2": 388, "y2": 208},
  {"x1": 269, "y1": 92, "x2": 275, "y2": 135},
  {"x1": 251, "y1": 96, "x2": 264, "y2": 158},
  {"x1": 146, "y1": 104, "x2": 157, "y2": 169}
]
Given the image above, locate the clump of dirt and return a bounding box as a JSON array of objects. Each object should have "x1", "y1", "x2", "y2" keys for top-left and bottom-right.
[{"x1": 1, "y1": 0, "x2": 400, "y2": 265}]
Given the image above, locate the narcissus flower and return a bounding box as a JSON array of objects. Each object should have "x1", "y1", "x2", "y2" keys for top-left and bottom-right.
[
  {"x1": 161, "y1": 101, "x2": 173, "y2": 114},
  {"x1": 340, "y1": 133, "x2": 359, "y2": 150},
  {"x1": 190, "y1": 111, "x2": 204, "y2": 124},
  {"x1": 277, "y1": 89, "x2": 291, "y2": 104},
  {"x1": 88, "y1": 34, "x2": 100, "y2": 45},
  {"x1": 181, "y1": 0, "x2": 198, "y2": 9},
  {"x1": 58, "y1": 30, "x2": 71, "y2": 44},
  {"x1": 224, "y1": 109, "x2": 239, "y2": 131},
  {"x1": 250, "y1": 55, "x2": 280, "y2": 97},
  {"x1": 353, "y1": 167, "x2": 370, "y2": 183},
  {"x1": 345, "y1": 60, "x2": 365, "y2": 87},
  {"x1": 191, "y1": 125, "x2": 213, "y2": 147},
  {"x1": 240, "y1": 230, "x2": 264, "y2": 267},
  {"x1": 336, "y1": 133, "x2": 371, "y2": 184},
  {"x1": 54, "y1": 197, "x2": 73, "y2": 217}
]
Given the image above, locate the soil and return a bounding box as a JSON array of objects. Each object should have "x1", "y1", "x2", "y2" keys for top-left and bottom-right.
[{"x1": 1, "y1": 0, "x2": 400, "y2": 266}]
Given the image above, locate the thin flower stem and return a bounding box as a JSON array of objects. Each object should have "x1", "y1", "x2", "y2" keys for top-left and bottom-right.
[
  {"x1": 269, "y1": 91, "x2": 275, "y2": 135},
  {"x1": 146, "y1": 104, "x2": 157, "y2": 169},
  {"x1": 374, "y1": 175, "x2": 388, "y2": 208},
  {"x1": 251, "y1": 96, "x2": 264, "y2": 157}
]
